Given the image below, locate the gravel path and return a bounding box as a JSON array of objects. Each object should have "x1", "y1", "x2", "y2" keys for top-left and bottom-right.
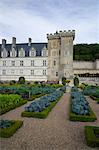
[{"x1": 0, "y1": 93, "x2": 99, "y2": 150}]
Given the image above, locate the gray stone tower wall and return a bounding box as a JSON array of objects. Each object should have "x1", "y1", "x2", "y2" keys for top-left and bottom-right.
[{"x1": 47, "y1": 30, "x2": 75, "y2": 81}]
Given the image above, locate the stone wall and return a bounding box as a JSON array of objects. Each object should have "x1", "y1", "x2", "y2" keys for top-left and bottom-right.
[{"x1": 0, "y1": 57, "x2": 48, "y2": 81}]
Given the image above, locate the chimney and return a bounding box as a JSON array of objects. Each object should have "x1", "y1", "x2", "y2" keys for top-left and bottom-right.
[
  {"x1": 12, "y1": 37, "x2": 16, "y2": 48},
  {"x1": 28, "y1": 38, "x2": 32, "y2": 46},
  {"x1": 2, "y1": 39, "x2": 6, "y2": 49}
]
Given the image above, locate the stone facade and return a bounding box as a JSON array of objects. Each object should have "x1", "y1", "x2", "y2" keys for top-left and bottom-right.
[
  {"x1": 47, "y1": 30, "x2": 75, "y2": 81},
  {"x1": 0, "y1": 30, "x2": 99, "y2": 82}
]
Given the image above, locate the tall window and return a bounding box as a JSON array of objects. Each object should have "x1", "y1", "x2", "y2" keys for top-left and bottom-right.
[
  {"x1": 56, "y1": 72, "x2": 58, "y2": 76},
  {"x1": 43, "y1": 60, "x2": 46, "y2": 66},
  {"x1": 2, "y1": 70, "x2": 6, "y2": 75},
  {"x1": 54, "y1": 60, "x2": 56, "y2": 66},
  {"x1": 20, "y1": 60, "x2": 23, "y2": 66},
  {"x1": 43, "y1": 70, "x2": 46, "y2": 75},
  {"x1": 3, "y1": 61, "x2": 6, "y2": 66},
  {"x1": 11, "y1": 61, "x2": 15, "y2": 66},
  {"x1": 31, "y1": 70, "x2": 34, "y2": 75},
  {"x1": 31, "y1": 60, "x2": 34, "y2": 66}
]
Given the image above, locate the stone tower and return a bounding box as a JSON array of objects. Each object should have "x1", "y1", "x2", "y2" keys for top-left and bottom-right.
[{"x1": 47, "y1": 30, "x2": 75, "y2": 82}]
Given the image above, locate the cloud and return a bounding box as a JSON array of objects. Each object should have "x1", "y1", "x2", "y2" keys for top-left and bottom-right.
[{"x1": 0, "y1": 0, "x2": 99, "y2": 44}]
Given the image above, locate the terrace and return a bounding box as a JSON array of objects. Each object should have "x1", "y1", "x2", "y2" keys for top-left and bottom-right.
[{"x1": 0, "y1": 83, "x2": 99, "y2": 149}]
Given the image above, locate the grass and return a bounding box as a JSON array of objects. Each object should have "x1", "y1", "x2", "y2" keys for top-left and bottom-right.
[
  {"x1": 0, "y1": 120, "x2": 23, "y2": 138},
  {"x1": 0, "y1": 100, "x2": 27, "y2": 115},
  {"x1": 85, "y1": 126, "x2": 99, "y2": 147},
  {"x1": 21, "y1": 96, "x2": 62, "y2": 119},
  {"x1": 69, "y1": 98, "x2": 97, "y2": 122}
]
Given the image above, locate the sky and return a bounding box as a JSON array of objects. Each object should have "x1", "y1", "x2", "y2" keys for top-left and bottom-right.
[{"x1": 0, "y1": 0, "x2": 99, "y2": 44}]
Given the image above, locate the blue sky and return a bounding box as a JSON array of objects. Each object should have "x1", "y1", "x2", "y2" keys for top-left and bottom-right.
[{"x1": 0, "y1": 0, "x2": 99, "y2": 44}]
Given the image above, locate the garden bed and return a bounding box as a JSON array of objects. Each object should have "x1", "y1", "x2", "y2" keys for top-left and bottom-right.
[
  {"x1": 21, "y1": 96, "x2": 61, "y2": 118},
  {"x1": 0, "y1": 120, "x2": 23, "y2": 138},
  {"x1": 0, "y1": 99, "x2": 27, "y2": 115},
  {"x1": 85, "y1": 126, "x2": 99, "y2": 147},
  {"x1": 69, "y1": 97, "x2": 97, "y2": 122}
]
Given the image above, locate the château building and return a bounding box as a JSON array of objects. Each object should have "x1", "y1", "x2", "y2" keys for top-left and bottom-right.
[{"x1": 0, "y1": 30, "x2": 99, "y2": 82}]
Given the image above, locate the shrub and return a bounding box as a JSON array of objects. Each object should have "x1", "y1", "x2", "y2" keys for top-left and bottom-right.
[
  {"x1": 10, "y1": 80, "x2": 16, "y2": 85},
  {"x1": 85, "y1": 126, "x2": 99, "y2": 147},
  {"x1": 74, "y1": 76, "x2": 79, "y2": 87},
  {"x1": 0, "y1": 120, "x2": 23, "y2": 138},
  {"x1": 66, "y1": 80, "x2": 70, "y2": 85},
  {"x1": 62, "y1": 77, "x2": 66, "y2": 85},
  {"x1": 18, "y1": 77, "x2": 25, "y2": 84}
]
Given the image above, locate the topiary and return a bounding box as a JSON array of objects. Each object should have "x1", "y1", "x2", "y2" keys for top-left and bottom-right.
[
  {"x1": 74, "y1": 76, "x2": 79, "y2": 87},
  {"x1": 62, "y1": 77, "x2": 66, "y2": 85},
  {"x1": 18, "y1": 77, "x2": 25, "y2": 84}
]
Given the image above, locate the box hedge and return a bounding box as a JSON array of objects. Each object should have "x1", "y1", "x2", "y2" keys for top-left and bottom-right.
[
  {"x1": 0, "y1": 120, "x2": 23, "y2": 138},
  {"x1": 85, "y1": 126, "x2": 99, "y2": 147},
  {"x1": 21, "y1": 96, "x2": 61, "y2": 118},
  {"x1": 69, "y1": 98, "x2": 97, "y2": 122}
]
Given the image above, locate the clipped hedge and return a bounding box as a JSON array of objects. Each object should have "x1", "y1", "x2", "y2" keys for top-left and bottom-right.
[
  {"x1": 0, "y1": 100, "x2": 27, "y2": 115},
  {"x1": 0, "y1": 120, "x2": 23, "y2": 138},
  {"x1": 85, "y1": 126, "x2": 99, "y2": 147},
  {"x1": 28, "y1": 93, "x2": 45, "y2": 101},
  {"x1": 90, "y1": 96, "x2": 99, "y2": 104},
  {"x1": 69, "y1": 98, "x2": 97, "y2": 122},
  {"x1": 21, "y1": 96, "x2": 61, "y2": 118}
]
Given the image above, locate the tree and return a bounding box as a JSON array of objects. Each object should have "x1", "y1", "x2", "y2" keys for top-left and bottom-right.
[
  {"x1": 74, "y1": 76, "x2": 79, "y2": 87},
  {"x1": 62, "y1": 76, "x2": 66, "y2": 85},
  {"x1": 18, "y1": 77, "x2": 25, "y2": 84}
]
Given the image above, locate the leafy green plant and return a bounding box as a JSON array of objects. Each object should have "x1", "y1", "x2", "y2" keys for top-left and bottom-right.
[
  {"x1": 18, "y1": 77, "x2": 25, "y2": 84},
  {"x1": 0, "y1": 94, "x2": 27, "y2": 115}
]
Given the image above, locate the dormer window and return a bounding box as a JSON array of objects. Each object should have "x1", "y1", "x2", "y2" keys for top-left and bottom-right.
[
  {"x1": 29, "y1": 47, "x2": 36, "y2": 57},
  {"x1": 19, "y1": 48, "x2": 25, "y2": 57},
  {"x1": 42, "y1": 46, "x2": 47, "y2": 56},
  {"x1": 1, "y1": 48, "x2": 7, "y2": 58},
  {"x1": 10, "y1": 48, "x2": 16, "y2": 57}
]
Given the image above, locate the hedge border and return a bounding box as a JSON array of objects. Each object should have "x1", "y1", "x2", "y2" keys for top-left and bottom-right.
[
  {"x1": 0, "y1": 100, "x2": 27, "y2": 115},
  {"x1": 85, "y1": 126, "x2": 99, "y2": 147},
  {"x1": 21, "y1": 95, "x2": 63, "y2": 119},
  {"x1": 28, "y1": 93, "x2": 45, "y2": 101},
  {"x1": 0, "y1": 120, "x2": 23, "y2": 138},
  {"x1": 69, "y1": 97, "x2": 97, "y2": 122},
  {"x1": 90, "y1": 96, "x2": 99, "y2": 104}
]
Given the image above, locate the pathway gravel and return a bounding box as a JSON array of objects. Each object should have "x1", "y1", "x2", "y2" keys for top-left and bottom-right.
[{"x1": 0, "y1": 93, "x2": 99, "y2": 150}]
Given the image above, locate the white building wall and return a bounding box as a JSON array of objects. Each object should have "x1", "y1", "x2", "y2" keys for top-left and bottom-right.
[
  {"x1": 0, "y1": 57, "x2": 48, "y2": 81},
  {"x1": 73, "y1": 61, "x2": 94, "y2": 69}
]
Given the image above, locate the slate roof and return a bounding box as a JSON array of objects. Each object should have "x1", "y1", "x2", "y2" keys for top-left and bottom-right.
[{"x1": 0, "y1": 43, "x2": 48, "y2": 57}]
